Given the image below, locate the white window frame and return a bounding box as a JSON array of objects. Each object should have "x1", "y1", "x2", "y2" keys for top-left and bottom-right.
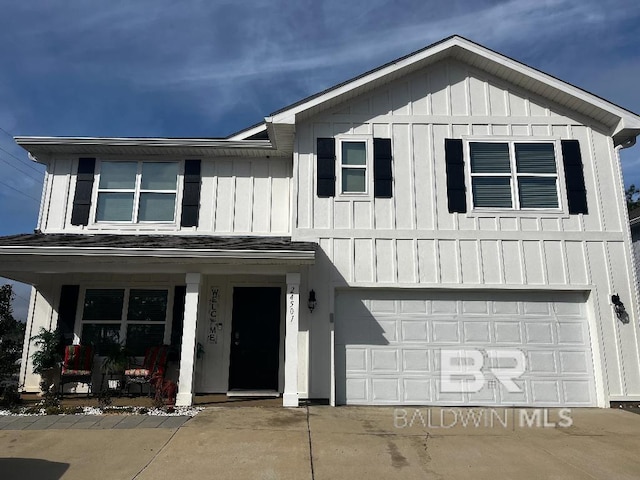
[
  {"x1": 74, "y1": 286, "x2": 174, "y2": 356},
  {"x1": 464, "y1": 137, "x2": 566, "y2": 214},
  {"x1": 91, "y1": 159, "x2": 183, "y2": 225},
  {"x1": 337, "y1": 137, "x2": 371, "y2": 197}
]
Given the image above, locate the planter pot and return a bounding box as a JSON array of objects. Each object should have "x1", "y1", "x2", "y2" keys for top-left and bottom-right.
[{"x1": 39, "y1": 368, "x2": 57, "y2": 396}]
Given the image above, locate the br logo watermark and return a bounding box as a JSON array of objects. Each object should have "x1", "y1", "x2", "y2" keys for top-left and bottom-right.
[{"x1": 440, "y1": 348, "x2": 526, "y2": 393}]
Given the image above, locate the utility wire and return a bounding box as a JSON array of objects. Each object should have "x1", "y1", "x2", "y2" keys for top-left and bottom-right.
[
  {"x1": 0, "y1": 177, "x2": 40, "y2": 203},
  {"x1": 0, "y1": 125, "x2": 45, "y2": 174},
  {"x1": 0, "y1": 144, "x2": 44, "y2": 175},
  {"x1": 0, "y1": 126, "x2": 14, "y2": 139},
  {"x1": 0, "y1": 152, "x2": 44, "y2": 182},
  {"x1": 0, "y1": 126, "x2": 13, "y2": 138}
]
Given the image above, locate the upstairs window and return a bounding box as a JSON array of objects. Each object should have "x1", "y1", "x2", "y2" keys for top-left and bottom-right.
[
  {"x1": 340, "y1": 141, "x2": 367, "y2": 194},
  {"x1": 469, "y1": 141, "x2": 559, "y2": 210},
  {"x1": 96, "y1": 161, "x2": 179, "y2": 222}
]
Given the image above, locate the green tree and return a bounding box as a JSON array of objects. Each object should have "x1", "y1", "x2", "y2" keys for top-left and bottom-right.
[
  {"x1": 0, "y1": 284, "x2": 26, "y2": 390},
  {"x1": 626, "y1": 184, "x2": 640, "y2": 212}
]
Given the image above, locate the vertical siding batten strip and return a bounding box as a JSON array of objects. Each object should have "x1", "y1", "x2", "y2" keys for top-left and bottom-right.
[
  {"x1": 586, "y1": 127, "x2": 605, "y2": 232},
  {"x1": 603, "y1": 241, "x2": 627, "y2": 394}
]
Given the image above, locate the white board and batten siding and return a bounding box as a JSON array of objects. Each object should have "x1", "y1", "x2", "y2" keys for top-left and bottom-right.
[
  {"x1": 38, "y1": 156, "x2": 291, "y2": 236},
  {"x1": 295, "y1": 58, "x2": 640, "y2": 404}
]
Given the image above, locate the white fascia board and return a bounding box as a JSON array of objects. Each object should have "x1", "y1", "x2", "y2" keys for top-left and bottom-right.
[
  {"x1": 227, "y1": 123, "x2": 268, "y2": 140},
  {"x1": 0, "y1": 246, "x2": 315, "y2": 260},
  {"x1": 14, "y1": 136, "x2": 274, "y2": 150},
  {"x1": 0, "y1": 246, "x2": 315, "y2": 261},
  {"x1": 268, "y1": 36, "x2": 640, "y2": 134}
]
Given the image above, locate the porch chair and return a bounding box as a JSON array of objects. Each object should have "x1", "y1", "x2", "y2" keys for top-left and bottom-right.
[
  {"x1": 124, "y1": 345, "x2": 170, "y2": 396},
  {"x1": 59, "y1": 344, "x2": 95, "y2": 398}
]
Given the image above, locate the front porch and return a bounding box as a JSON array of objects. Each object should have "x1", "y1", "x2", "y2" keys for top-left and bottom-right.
[{"x1": 0, "y1": 233, "x2": 316, "y2": 408}]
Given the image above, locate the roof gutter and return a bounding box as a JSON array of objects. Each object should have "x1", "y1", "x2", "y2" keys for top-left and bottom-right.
[
  {"x1": 14, "y1": 136, "x2": 274, "y2": 149},
  {"x1": 0, "y1": 245, "x2": 316, "y2": 261}
]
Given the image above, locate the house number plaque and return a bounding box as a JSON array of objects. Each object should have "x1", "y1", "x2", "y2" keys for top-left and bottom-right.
[
  {"x1": 288, "y1": 284, "x2": 298, "y2": 323},
  {"x1": 208, "y1": 287, "x2": 220, "y2": 344}
]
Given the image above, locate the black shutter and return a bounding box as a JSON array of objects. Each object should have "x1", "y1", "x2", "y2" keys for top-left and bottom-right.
[
  {"x1": 317, "y1": 138, "x2": 336, "y2": 197},
  {"x1": 181, "y1": 159, "x2": 201, "y2": 227},
  {"x1": 561, "y1": 140, "x2": 588, "y2": 214},
  {"x1": 374, "y1": 138, "x2": 393, "y2": 198},
  {"x1": 445, "y1": 139, "x2": 467, "y2": 213},
  {"x1": 169, "y1": 285, "x2": 186, "y2": 361},
  {"x1": 58, "y1": 285, "x2": 79, "y2": 347},
  {"x1": 70, "y1": 158, "x2": 96, "y2": 225}
]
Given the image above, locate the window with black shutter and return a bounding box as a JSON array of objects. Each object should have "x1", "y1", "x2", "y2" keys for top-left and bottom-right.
[
  {"x1": 445, "y1": 138, "x2": 587, "y2": 214},
  {"x1": 316, "y1": 137, "x2": 393, "y2": 198}
]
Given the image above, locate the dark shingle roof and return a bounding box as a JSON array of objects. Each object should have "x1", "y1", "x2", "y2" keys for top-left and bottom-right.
[{"x1": 0, "y1": 233, "x2": 317, "y2": 252}]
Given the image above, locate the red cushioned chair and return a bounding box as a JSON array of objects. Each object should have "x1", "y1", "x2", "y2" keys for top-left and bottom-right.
[
  {"x1": 59, "y1": 345, "x2": 95, "y2": 398},
  {"x1": 124, "y1": 345, "x2": 170, "y2": 396}
]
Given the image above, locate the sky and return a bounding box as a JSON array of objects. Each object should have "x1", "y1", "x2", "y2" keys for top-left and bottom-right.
[{"x1": 0, "y1": 0, "x2": 639, "y2": 320}]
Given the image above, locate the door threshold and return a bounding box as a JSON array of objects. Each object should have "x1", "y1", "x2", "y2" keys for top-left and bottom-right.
[{"x1": 227, "y1": 390, "x2": 280, "y2": 398}]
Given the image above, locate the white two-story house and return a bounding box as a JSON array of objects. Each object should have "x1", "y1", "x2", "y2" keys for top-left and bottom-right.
[{"x1": 2, "y1": 36, "x2": 640, "y2": 407}]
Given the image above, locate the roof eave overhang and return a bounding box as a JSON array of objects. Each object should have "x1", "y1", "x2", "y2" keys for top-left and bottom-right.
[
  {"x1": 0, "y1": 246, "x2": 315, "y2": 262},
  {"x1": 14, "y1": 136, "x2": 279, "y2": 161}
]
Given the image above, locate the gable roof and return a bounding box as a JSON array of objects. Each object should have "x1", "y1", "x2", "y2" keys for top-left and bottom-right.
[
  {"x1": 17, "y1": 35, "x2": 640, "y2": 158},
  {"x1": 230, "y1": 35, "x2": 640, "y2": 149}
]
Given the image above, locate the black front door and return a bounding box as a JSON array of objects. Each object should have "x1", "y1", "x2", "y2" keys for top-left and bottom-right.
[{"x1": 228, "y1": 287, "x2": 281, "y2": 391}]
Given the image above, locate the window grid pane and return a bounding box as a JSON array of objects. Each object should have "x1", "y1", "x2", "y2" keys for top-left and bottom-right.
[
  {"x1": 472, "y1": 177, "x2": 512, "y2": 208},
  {"x1": 141, "y1": 162, "x2": 179, "y2": 190},
  {"x1": 126, "y1": 324, "x2": 166, "y2": 356},
  {"x1": 515, "y1": 143, "x2": 557, "y2": 174},
  {"x1": 138, "y1": 193, "x2": 176, "y2": 222},
  {"x1": 342, "y1": 142, "x2": 366, "y2": 165},
  {"x1": 342, "y1": 168, "x2": 366, "y2": 193},
  {"x1": 81, "y1": 324, "x2": 121, "y2": 355},
  {"x1": 127, "y1": 289, "x2": 168, "y2": 322},
  {"x1": 470, "y1": 142, "x2": 510, "y2": 173},
  {"x1": 82, "y1": 289, "x2": 125, "y2": 321},
  {"x1": 96, "y1": 193, "x2": 134, "y2": 221},
  {"x1": 518, "y1": 177, "x2": 559, "y2": 208},
  {"x1": 99, "y1": 162, "x2": 137, "y2": 189}
]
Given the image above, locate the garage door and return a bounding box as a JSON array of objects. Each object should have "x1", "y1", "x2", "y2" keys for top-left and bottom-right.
[{"x1": 335, "y1": 290, "x2": 597, "y2": 406}]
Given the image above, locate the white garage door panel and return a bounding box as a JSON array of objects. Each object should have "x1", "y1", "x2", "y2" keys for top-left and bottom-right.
[{"x1": 336, "y1": 291, "x2": 596, "y2": 406}]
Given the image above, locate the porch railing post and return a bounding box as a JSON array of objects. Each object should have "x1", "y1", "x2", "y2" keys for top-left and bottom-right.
[{"x1": 176, "y1": 273, "x2": 201, "y2": 407}]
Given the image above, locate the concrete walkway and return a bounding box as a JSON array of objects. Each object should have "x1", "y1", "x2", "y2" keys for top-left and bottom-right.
[{"x1": 1, "y1": 406, "x2": 639, "y2": 479}]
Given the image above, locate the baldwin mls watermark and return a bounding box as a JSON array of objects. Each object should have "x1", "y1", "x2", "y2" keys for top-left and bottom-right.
[
  {"x1": 391, "y1": 348, "x2": 574, "y2": 429},
  {"x1": 394, "y1": 407, "x2": 573, "y2": 429}
]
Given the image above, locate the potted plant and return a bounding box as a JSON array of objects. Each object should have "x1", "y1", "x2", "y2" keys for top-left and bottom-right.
[
  {"x1": 31, "y1": 327, "x2": 62, "y2": 395},
  {"x1": 100, "y1": 341, "x2": 129, "y2": 391}
]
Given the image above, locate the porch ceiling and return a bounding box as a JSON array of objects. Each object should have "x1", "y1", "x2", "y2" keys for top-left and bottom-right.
[{"x1": 0, "y1": 233, "x2": 316, "y2": 283}]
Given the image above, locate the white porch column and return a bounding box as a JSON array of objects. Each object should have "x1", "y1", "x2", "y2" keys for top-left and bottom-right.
[
  {"x1": 283, "y1": 273, "x2": 300, "y2": 407},
  {"x1": 176, "y1": 273, "x2": 202, "y2": 407}
]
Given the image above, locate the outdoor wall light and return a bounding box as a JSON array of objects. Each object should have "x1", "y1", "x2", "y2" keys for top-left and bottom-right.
[
  {"x1": 611, "y1": 294, "x2": 630, "y2": 324},
  {"x1": 308, "y1": 290, "x2": 317, "y2": 313}
]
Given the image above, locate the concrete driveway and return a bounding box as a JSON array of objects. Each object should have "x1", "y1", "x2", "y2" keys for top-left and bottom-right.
[{"x1": 1, "y1": 406, "x2": 640, "y2": 479}]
